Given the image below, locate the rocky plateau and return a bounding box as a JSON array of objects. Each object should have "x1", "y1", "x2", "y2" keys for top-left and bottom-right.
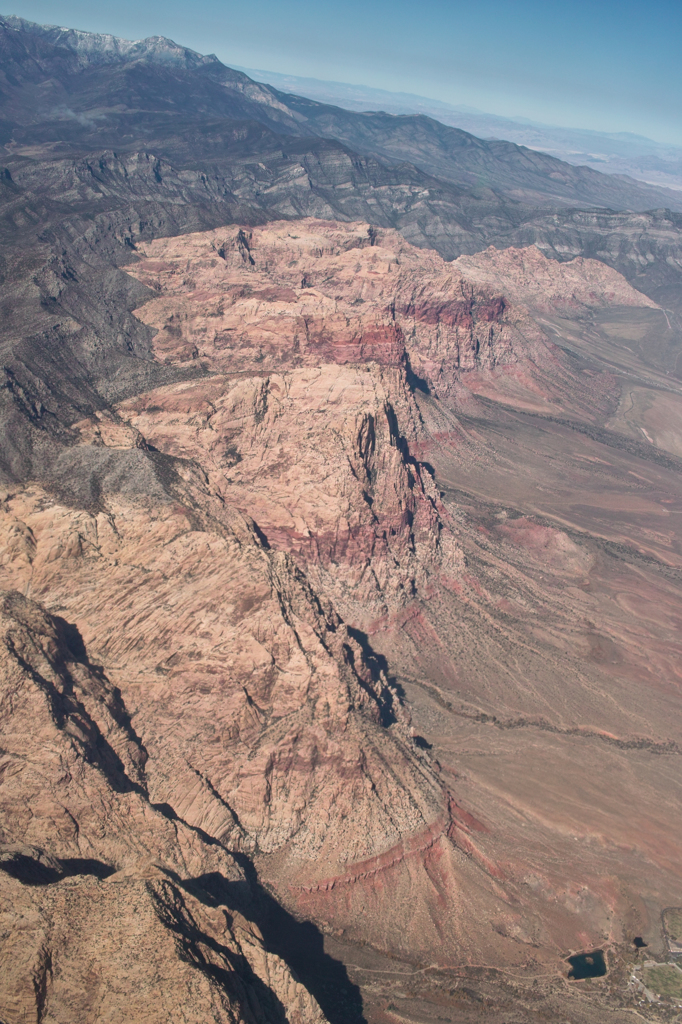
[{"x1": 2, "y1": 15, "x2": 682, "y2": 1024}]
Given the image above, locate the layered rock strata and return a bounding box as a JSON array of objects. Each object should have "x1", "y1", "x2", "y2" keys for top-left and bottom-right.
[{"x1": 0, "y1": 217, "x2": 669, "y2": 1016}]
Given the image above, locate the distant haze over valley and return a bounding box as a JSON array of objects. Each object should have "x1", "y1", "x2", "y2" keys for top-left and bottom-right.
[
  {"x1": 13, "y1": 0, "x2": 682, "y2": 147},
  {"x1": 235, "y1": 66, "x2": 682, "y2": 193}
]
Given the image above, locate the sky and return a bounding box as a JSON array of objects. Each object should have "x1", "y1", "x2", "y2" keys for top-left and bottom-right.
[{"x1": 9, "y1": 0, "x2": 682, "y2": 145}]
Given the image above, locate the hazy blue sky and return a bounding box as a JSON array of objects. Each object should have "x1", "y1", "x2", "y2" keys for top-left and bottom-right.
[{"x1": 10, "y1": 0, "x2": 682, "y2": 144}]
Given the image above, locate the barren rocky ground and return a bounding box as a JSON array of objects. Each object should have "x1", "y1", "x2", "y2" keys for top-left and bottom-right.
[{"x1": 2, "y1": 16, "x2": 682, "y2": 1024}]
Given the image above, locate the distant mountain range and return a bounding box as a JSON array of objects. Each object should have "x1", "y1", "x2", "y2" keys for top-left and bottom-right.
[
  {"x1": 235, "y1": 66, "x2": 682, "y2": 192},
  {"x1": 1, "y1": 14, "x2": 680, "y2": 213},
  {"x1": 2, "y1": 13, "x2": 682, "y2": 312}
]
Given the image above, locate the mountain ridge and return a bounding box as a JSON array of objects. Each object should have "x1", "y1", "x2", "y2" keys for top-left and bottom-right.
[
  {"x1": 235, "y1": 64, "x2": 682, "y2": 191},
  {"x1": 2, "y1": 14, "x2": 681, "y2": 215},
  {"x1": 1, "y1": 14, "x2": 682, "y2": 1024}
]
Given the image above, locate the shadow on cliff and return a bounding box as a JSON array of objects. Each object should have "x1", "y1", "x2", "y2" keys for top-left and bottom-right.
[
  {"x1": 50, "y1": 612, "x2": 151, "y2": 793},
  {"x1": 0, "y1": 850, "x2": 116, "y2": 885},
  {"x1": 165, "y1": 877, "x2": 295, "y2": 1024},
  {"x1": 188, "y1": 857, "x2": 368, "y2": 1024},
  {"x1": 404, "y1": 351, "x2": 431, "y2": 395},
  {"x1": 347, "y1": 624, "x2": 408, "y2": 728}
]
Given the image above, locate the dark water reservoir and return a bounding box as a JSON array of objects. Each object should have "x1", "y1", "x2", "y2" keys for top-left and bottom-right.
[{"x1": 567, "y1": 950, "x2": 606, "y2": 980}]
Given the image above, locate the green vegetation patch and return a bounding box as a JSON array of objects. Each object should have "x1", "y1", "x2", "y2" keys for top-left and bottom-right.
[
  {"x1": 663, "y1": 909, "x2": 682, "y2": 943},
  {"x1": 643, "y1": 964, "x2": 682, "y2": 999}
]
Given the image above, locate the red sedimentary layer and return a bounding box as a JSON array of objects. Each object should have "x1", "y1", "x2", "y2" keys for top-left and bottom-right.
[
  {"x1": 399, "y1": 295, "x2": 506, "y2": 328},
  {"x1": 1, "y1": 218, "x2": 663, "y2": 1002},
  {"x1": 290, "y1": 794, "x2": 502, "y2": 895},
  {"x1": 305, "y1": 322, "x2": 407, "y2": 365},
  {"x1": 291, "y1": 814, "x2": 449, "y2": 894}
]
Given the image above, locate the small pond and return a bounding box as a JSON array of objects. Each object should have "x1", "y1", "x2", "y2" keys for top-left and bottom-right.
[{"x1": 567, "y1": 950, "x2": 607, "y2": 980}]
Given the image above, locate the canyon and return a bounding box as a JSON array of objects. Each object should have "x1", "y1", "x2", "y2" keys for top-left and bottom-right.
[{"x1": 1, "y1": 15, "x2": 682, "y2": 1024}]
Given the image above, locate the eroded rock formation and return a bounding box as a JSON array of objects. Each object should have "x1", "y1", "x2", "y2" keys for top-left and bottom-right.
[
  {"x1": 0, "y1": 589, "x2": 327, "y2": 1023},
  {"x1": 2, "y1": 217, "x2": 680, "y2": 1022}
]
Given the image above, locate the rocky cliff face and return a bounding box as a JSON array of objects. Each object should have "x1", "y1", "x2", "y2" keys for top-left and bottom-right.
[
  {"x1": 1, "y1": 19, "x2": 682, "y2": 1021},
  {"x1": 0, "y1": 590, "x2": 328, "y2": 1024},
  {"x1": 125, "y1": 220, "x2": 652, "y2": 384},
  {"x1": 120, "y1": 221, "x2": 638, "y2": 581},
  {"x1": 2, "y1": 217, "x2": 670, "y2": 1022},
  {"x1": 0, "y1": 476, "x2": 522, "y2": 977},
  {"x1": 0, "y1": 477, "x2": 445, "y2": 867},
  {"x1": 453, "y1": 243, "x2": 657, "y2": 315}
]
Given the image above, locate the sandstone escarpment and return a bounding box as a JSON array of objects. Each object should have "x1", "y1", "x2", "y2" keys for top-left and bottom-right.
[
  {"x1": 453, "y1": 243, "x2": 657, "y2": 314},
  {"x1": 0, "y1": 589, "x2": 328, "y2": 1024},
  {"x1": 128, "y1": 218, "x2": 637, "y2": 422},
  {"x1": 115, "y1": 362, "x2": 459, "y2": 625},
  {"x1": 118, "y1": 219, "x2": 572, "y2": 625},
  {"x1": 127, "y1": 220, "x2": 560, "y2": 394},
  {"x1": 0, "y1": 469, "x2": 527, "y2": 972},
  {"x1": 0, "y1": 482, "x2": 451, "y2": 884},
  {"x1": 2, "y1": 214, "x2": 676, "y2": 1018}
]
